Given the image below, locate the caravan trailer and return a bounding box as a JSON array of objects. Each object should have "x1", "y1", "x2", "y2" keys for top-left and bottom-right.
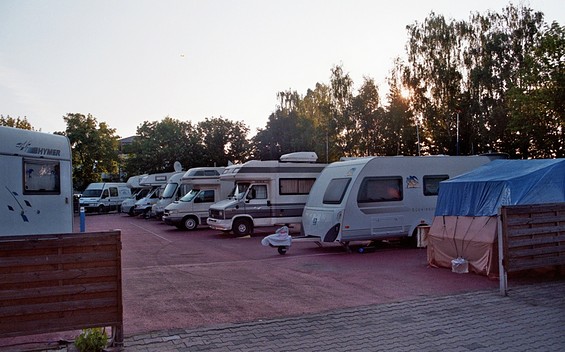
[
  {"x1": 302, "y1": 155, "x2": 504, "y2": 246},
  {"x1": 0, "y1": 126, "x2": 73, "y2": 235},
  {"x1": 207, "y1": 152, "x2": 326, "y2": 236},
  {"x1": 162, "y1": 166, "x2": 230, "y2": 230}
]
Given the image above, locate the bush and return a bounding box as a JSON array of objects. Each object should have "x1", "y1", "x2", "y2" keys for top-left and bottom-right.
[{"x1": 74, "y1": 327, "x2": 108, "y2": 352}]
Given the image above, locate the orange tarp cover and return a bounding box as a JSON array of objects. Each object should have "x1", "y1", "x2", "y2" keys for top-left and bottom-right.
[{"x1": 427, "y1": 215, "x2": 498, "y2": 277}]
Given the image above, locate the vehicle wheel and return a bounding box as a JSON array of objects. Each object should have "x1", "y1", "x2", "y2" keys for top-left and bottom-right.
[
  {"x1": 277, "y1": 246, "x2": 288, "y2": 255},
  {"x1": 182, "y1": 216, "x2": 198, "y2": 231},
  {"x1": 232, "y1": 218, "x2": 252, "y2": 236},
  {"x1": 128, "y1": 208, "x2": 135, "y2": 216},
  {"x1": 97, "y1": 205, "x2": 106, "y2": 214}
]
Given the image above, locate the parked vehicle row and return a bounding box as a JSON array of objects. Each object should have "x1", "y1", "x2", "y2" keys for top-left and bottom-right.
[{"x1": 107, "y1": 152, "x2": 507, "y2": 250}]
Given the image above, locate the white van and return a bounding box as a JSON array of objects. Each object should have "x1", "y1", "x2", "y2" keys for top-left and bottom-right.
[
  {"x1": 302, "y1": 155, "x2": 505, "y2": 246},
  {"x1": 79, "y1": 182, "x2": 131, "y2": 213},
  {"x1": 0, "y1": 126, "x2": 73, "y2": 235},
  {"x1": 162, "y1": 166, "x2": 230, "y2": 230},
  {"x1": 207, "y1": 152, "x2": 327, "y2": 236}
]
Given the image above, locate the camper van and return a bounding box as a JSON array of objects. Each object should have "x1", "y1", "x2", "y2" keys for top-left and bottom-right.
[
  {"x1": 121, "y1": 174, "x2": 150, "y2": 216},
  {"x1": 162, "y1": 166, "x2": 229, "y2": 230},
  {"x1": 0, "y1": 126, "x2": 73, "y2": 235},
  {"x1": 79, "y1": 182, "x2": 131, "y2": 213},
  {"x1": 132, "y1": 171, "x2": 182, "y2": 217},
  {"x1": 207, "y1": 152, "x2": 326, "y2": 236},
  {"x1": 301, "y1": 155, "x2": 504, "y2": 246}
]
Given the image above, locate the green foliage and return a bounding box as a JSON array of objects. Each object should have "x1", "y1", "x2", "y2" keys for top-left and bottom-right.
[
  {"x1": 61, "y1": 113, "x2": 120, "y2": 190},
  {"x1": 74, "y1": 328, "x2": 108, "y2": 352},
  {"x1": 0, "y1": 115, "x2": 33, "y2": 130}
]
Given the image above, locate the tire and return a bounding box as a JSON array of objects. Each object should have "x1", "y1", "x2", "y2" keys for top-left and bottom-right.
[
  {"x1": 182, "y1": 216, "x2": 198, "y2": 231},
  {"x1": 128, "y1": 208, "x2": 135, "y2": 216},
  {"x1": 232, "y1": 218, "x2": 252, "y2": 236},
  {"x1": 278, "y1": 246, "x2": 288, "y2": 255},
  {"x1": 97, "y1": 205, "x2": 106, "y2": 214}
]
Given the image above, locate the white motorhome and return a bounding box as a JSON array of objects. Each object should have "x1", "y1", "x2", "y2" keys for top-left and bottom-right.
[
  {"x1": 302, "y1": 155, "x2": 505, "y2": 246},
  {"x1": 207, "y1": 152, "x2": 327, "y2": 236},
  {"x1": 79, "y1": 182, "x2": 131, "y2": 213},
  {"x1": 162, "y1": 166, "x2": 229, "y2": 230},
  {"x1": 0, "y1": 126, "x2": 73, "y2": 235},
  {"x1": 132, "y1": 171, "x2": 182, "y2": 217},
  {"x1": 121, "y1": 174, "x2": 150, "y2": 216},
  {"x1": 152, "y1": 171, "x2": 195, "y2": 219}
]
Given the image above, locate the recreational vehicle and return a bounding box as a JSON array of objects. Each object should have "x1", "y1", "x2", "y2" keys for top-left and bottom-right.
[
  {"x1": 132, "y1": 171, "x2": 182, "y2": 217},
  {"x1": 207, "y1": 152, "x2": 326, "y2": 236},
  {"x1": 302, "y1": 155, "x2": 505, "y2": 246},
  {"x1": 79, "y1": 182, "x2": 131, "y2": 213},
  {"x1": 162, "y1": 166, "x2": 230, "y2": 230},
  {"x1": 0, "y1": 126, "x2": 73, "y2": 235},
  {"x1": 121, "y1": 174, "x2": 150, "y2": 216}
]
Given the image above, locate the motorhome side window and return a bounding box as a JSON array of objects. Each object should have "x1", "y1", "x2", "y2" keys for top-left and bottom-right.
[
  {"x1": 248, "y1": 185, "x2": 267, "y2": 199},
  {"x1": 423, "y1": 175, "x2": 449, "y2": 196},
  {"x1": 357, "y1": 177, "x2": 403, "y2": 203},
  {"x1": 23, "y1": 159, "x2": 61, "y2": 195},
  {"x1": 279, "y1": 178, "x2": 316, "y2": 195},
  {"x1": 323, "y1": 178, "x2": 351, "y2": 204},
  {"x1": 109, "y1": 187, "x2": 118, "y2": 197}
]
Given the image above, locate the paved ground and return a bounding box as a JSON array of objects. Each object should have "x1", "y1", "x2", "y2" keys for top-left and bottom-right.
[
  {"x1": 120, "y1": 280, "x2": 565, "y2": 352},
  {"x1": 1, "y1": 213, "x2": 563, "y2": 351}
]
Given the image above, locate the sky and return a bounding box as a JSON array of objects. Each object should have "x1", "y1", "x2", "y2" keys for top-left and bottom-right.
[{"x1": 1, "y1": 0, "x2": 563, "y2": 139}]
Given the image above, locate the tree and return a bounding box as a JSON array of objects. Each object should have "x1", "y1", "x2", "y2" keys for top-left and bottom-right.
[
  {"x1": 349, "y1": 77, "x2": 383, "y2": 156},
  {"x1": 329, "y1": 64, "x2": 355, "y2": 159},
  {"x1": 197, "y1": 117, "x2": 251, "y2": 165},
  {"x1": 507, "y1": 21, "x2": 565, "y2": 158},
  {"x1": 61, "y1": 113, "x2": 120, "y2": 190},
  {"x1": 124, "y1": 117, "x2": 202, "y2": 175},
  {"x1": 0, "y1": 115, "x2": 33, "y2": 130}
]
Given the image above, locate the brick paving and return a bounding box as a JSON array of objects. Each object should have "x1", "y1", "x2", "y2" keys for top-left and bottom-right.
[{"x1": 115, "y1": 280, "x2": 564, "y2": 352}]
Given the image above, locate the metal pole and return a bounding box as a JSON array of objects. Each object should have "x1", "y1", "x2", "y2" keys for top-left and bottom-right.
[
  {"x1": 456, "y1": 112, "x2": 460, "y2": 155},
  {"x1": 80, "y1": 207, "x2": 86, "y2": 232}
]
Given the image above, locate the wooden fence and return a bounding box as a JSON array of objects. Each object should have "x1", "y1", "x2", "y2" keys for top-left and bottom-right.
[
  {"x1": 498, "y1": 203, "x2": 565, "y2": 295},
  {"x1": 0, "y1": 230, "x2": 123, "y2": 347}
]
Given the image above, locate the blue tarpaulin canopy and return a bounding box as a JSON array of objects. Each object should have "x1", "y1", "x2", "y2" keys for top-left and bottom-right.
[{"x1": 435, "y1": 159, "x2": 565, "y2": 217}]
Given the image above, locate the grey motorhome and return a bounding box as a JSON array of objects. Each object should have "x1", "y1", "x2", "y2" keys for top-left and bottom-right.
[
  {"x1": 121, "y1": 174, "x2": 150, "y2": 216},
  {"x1": 162, "y1": 166, "x2": 229, "y2": 230},
  {"x1": 0, "y1": 126, "x2": 73, "y2": 235},
  {"x1": 132, "y1": 171, "x2": 182, "y2": 217},
  {"x1": 79, "y1": 182, "x2": 131, "y2": 213},
  {"x1": 302, "y1": 155, "x2": 504, "y2": 246},
  {"x1": 207, "y1": 152, "x2": 326, "y2": 236}
]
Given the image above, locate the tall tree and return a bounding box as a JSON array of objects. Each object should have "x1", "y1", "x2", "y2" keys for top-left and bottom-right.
[
  {"x1": 0, "y1": 115, "x2": 33, "y2": 130},
  {"x1": 124, "y1": 117, "x2": 202, "y2": 175},
  {"x1": 197, "y1": 117, "x2": 251, "y2": 165},
  {"x1": 297, "y1": 83, "x2": 332, "y2": 162},
  {"x1": 61, "y1": 113, "x2": 120, "y2": 190},
  {"x1": 349, "y1": 77, "x2": 383, "y2": 156},
  {"x1": 507, "y1": 21, "x2": 565, "y2": 158},
  {"x1": 329, "y1": 64, "x2": 355, "y2": 159}
]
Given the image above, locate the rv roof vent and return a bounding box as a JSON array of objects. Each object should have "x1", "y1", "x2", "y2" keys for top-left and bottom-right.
[{"x1": 280, "y1": 152, "x2": 318, "y2": 163}]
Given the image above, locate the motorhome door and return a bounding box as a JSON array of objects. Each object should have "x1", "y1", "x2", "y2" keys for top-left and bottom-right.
[{"x1": 244, "y1": 184, "x2": 270, "y2": 218}]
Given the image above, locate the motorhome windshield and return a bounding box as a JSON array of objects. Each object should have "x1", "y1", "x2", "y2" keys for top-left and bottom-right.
[
  {"x1": 179, "y1": 189, "x2": 200, "y2": 202},
  {"x1": 228, "y1": 182, "x2": 250, "y2": 200},
  {"x1": 161, "y1": 183, "x2": 178, "y2": 199},
  {"x1": 82, "y1": 189, "x2": 102, "y2": 197}
]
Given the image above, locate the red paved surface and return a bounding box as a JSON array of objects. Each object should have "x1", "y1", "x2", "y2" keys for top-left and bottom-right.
[
  {"x1": 2, "y1": 212, "x2": 505, "y2": 349},
  {"x1": 84, "y1": 213, "x2": 499, "y2": 336}
]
